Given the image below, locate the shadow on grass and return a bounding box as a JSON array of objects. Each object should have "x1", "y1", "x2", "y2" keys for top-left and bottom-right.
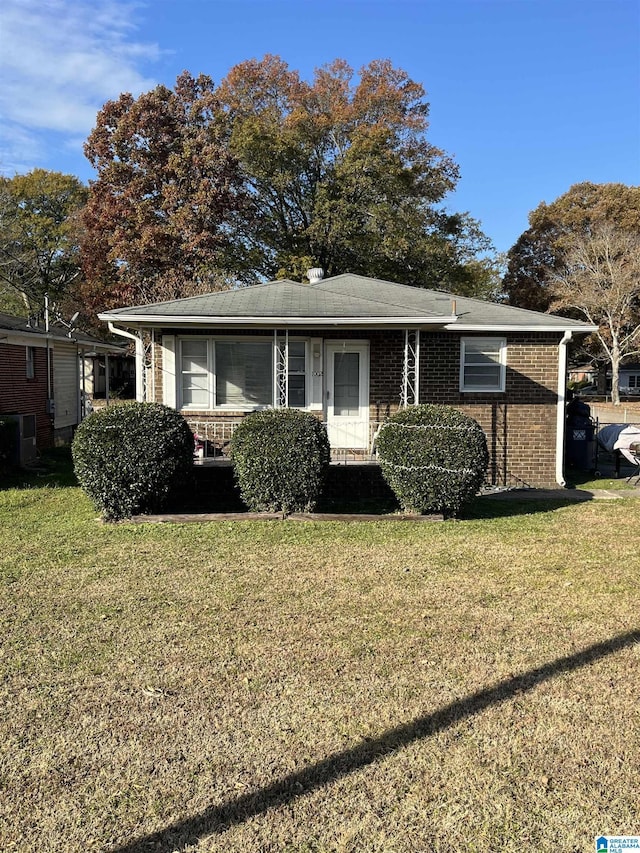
[
  {"x1": 111, "y1": 628, "x2": 640, "y2": 853},
  {"x1": 464, "y1": 494, "x2": 593, "y2": 520},
  {"x1": 0, "y1": 447, "x2": 77, "y2": 490}
]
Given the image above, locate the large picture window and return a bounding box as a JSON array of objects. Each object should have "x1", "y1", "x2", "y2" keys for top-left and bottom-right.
[
  {"x1": 215, "y1": 341, "x2": 272, "y2": 407},
  {"x1": 178, "y1": 338, "x2": 306, "y2": 410},
  {"x1": 460, "y1": 337, "x2": 506, "y2": 392}
]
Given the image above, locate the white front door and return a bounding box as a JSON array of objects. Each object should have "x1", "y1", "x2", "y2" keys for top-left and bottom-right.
[{"x1": 325, "y1": 342, "x2": 369, "y2": 449}]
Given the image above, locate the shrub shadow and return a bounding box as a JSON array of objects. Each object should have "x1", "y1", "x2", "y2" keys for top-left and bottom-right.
[{"x1": 464, "y1": 492, "x2": 594, "y2": 520}]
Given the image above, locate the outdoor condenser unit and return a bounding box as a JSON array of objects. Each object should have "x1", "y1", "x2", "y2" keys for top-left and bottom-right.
[{"x1": 3, "y1": 413, "x2": 38, "y2": 466}]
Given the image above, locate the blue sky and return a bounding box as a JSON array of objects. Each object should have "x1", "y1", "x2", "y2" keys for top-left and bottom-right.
[{"x1": 0, "y1": 0, "x2": 638, "y2": 254}]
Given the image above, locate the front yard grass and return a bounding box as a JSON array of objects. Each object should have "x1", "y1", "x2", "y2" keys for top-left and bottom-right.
[{"x1": 0, "y1": 472, "x2": 638, "y2": 851}]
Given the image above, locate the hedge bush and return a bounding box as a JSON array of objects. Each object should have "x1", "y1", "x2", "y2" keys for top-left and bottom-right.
[
  {"x1": 72, "y1": 402, "x2": 194, "y2": 520},
  {"x1": 230, "y1": 409, "x2": 330, "y2": 514},
  {"x1": 376, "y1": 404, "x2": 488, "y2": 517}
]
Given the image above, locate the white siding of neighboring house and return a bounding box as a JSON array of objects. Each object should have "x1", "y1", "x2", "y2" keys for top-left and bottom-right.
[
  {"x1": 619, "y1": 365, "x2": 640, "y2": 394},
  {"x1": 54, "y1": 342, "x2": 79, "y2": 429}
]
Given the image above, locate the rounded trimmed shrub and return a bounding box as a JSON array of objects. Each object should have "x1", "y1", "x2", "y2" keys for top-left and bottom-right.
[
  {"x1": 72, "y1": 402, "x2": 194, "y2": 520},
  {"x1": 230, "y1": 409, "x2": 330, "y2": 514},
  {"x1": 376, "y1": 404, "x2": 488, "y2": 517}
]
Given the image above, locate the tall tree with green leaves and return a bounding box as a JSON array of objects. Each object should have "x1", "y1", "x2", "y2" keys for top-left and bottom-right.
[
  {"x1": 218, "y1": 55, "x2": 493, "y2": 292},
  {"x1": 82, "y1": 72, "x2": 251, "y2": 312},
  {"x1": 0, "y1": 169, "x2": 87, "y2": 315}
]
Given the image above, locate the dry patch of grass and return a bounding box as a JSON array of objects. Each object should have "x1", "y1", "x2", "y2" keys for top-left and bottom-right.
[{"x1": 0, "y1": 484, "x2": 638, "y2": 852}]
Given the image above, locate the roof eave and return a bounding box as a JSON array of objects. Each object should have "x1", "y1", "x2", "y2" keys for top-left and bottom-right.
[
  {"x1": 99, "y1": 314, "x2": 458, "y2": 328},
  {"x1": 446, "y1": 323, "x2": 599, "y2": 333}
]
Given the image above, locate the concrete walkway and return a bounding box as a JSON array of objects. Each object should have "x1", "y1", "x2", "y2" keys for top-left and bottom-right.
[{"x1": 480, "y1": 486, "x2": 640, "y2": 501}]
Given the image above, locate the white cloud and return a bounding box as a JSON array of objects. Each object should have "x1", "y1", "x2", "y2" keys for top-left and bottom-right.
[{"x1": 0, "y1": 0, "x2": 161, "y2": 174}]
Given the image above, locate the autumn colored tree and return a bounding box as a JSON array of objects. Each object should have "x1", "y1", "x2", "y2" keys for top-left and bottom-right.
[
  {"x1": 82, "y1": 72, "x2": 251, "y2": 312},
  {"x1": 218, "y1": 56, "x2": 493, "y2": 292},
  {"x1": 549, "y1": 224, "x2": 640, "y2": 405},
  {"x1": 83, "y1": 59, "x2": 496, "y2": 308},
  {"x1": 0, "y1": 169, "x2": 87, "y2": 315},
  {"x1": 503, "y1": 182, "x2": 640, "y2": 311}
]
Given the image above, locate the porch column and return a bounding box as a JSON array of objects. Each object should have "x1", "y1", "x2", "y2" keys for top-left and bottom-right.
[
  {"x1": 401, "y1": 329, "x2": 420, "y2": 407},
  {"x1": 135, "y1": 334, "x2": 145, "y2": 402},
  {"x1": 79, "y1": 349, "x2": 86, "y2": 421}
]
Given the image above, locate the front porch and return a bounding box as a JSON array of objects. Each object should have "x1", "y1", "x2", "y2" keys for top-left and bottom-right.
[
  {"x1": 179, "y1": 450, "x2": 397, "y2": 514},
  {"x1": 186, "y1": 417, "x2": 384, "y2": 464}
]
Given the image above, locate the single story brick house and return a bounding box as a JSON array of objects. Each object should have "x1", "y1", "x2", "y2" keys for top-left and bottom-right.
[
  {"x1": 99, "y1": 271, "x2": 596, "y2": 488},
  {"x1": 0, "y1": 312, "x2": 123, "y2": 459}
]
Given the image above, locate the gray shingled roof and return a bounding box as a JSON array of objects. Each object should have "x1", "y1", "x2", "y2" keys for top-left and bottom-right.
[
  {"x1": 0, "y1": 312, "x2": 125, "y2": 350},
  {"x1": 99, "y1": 273, "x2": 596, "y2": 331}
]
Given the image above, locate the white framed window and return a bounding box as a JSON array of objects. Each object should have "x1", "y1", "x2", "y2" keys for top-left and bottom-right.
[
  {"x1": 177, "y1": 337, "x2": 310, "y2": 411},
  {"x1": 460, "y1": 337, "x2": 506, "y2": 392},
  {"x1": 627, "y1": 374, "x2": 640, "y2": 388},
  {"x1": 26, "y1": 346, "x2": 35, "y2": 379},
  {"x1": 287, "y1": 340, "x2": 308, "y2": 408},
  {"x1": 181, "y1": 339, "x2": 209, "y2": 407}
]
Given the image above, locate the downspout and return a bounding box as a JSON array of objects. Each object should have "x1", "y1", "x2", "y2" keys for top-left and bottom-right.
[
  {"x1": 44, "y1": 293, "x2": 52, "y2": 408},
  {"x1": 556, "y1": 330, "x2": 572, "y2": 487},
  {"x1": 80, "y1": 348, "x2": 86, "y2": 420},
  {"x1": 108, "y1": 322, "x2": 145, "y2": 402}
]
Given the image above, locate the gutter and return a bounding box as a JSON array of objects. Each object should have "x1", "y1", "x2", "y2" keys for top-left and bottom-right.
[
  {"x1": 98, "y1": 314, "x2": 458, "y2": 328},
  {"x1": 108, "y1": 322, "x2": 145, "y2": 402},
  {"x1": 446, "y1": 323, "x2": 598, "y2": 333},
  {"x1": 556, "y1": 330, "x2": 572, "y2": 487}
]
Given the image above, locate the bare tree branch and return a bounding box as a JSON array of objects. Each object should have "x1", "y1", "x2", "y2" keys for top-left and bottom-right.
[{"x1": 549, "y1": 223, "x2": 640, "y2": 404}]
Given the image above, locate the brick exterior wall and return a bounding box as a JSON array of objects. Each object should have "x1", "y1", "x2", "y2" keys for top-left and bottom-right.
[
  {"x1": 151, "y1": 327, "x2": 562, "y2": 488},
  {"x1": 371, "y1": 330, "x2": 560, "y2": 488},
  {"x1": 0, "y1": 342, "x2": 53, "y2": 449}
]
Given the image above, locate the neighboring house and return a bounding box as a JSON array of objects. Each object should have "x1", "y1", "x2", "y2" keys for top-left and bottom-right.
[
  {"x1": 619, "y1": 363, "x2": 640, "y2": 395},
  {"x1": 568, "y1": 364, "x2": 597, "y2": 385},
  {"x1": 82, "y1": 352, "x2": 135, "y2": 400},
  {"x1": 99, "y1": 272, "x2": 596, "y2": 488},
  {"x1": 0, "y1": 312, "x2": 124, "y2": 460},
  {"x1": 572, "y1": 362, "x2": 640, "y2": 396}
]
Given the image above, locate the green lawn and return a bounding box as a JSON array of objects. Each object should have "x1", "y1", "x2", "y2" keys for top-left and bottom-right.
[{"x1": 1, "y1": 463, "x2": 638, "y2": 852}]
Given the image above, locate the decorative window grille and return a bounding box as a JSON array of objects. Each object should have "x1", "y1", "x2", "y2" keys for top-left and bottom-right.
[
  {"x1": 401, "y1": 329, "x2": 420, "y2": 407},
  {"x1": 274, "y1": 330, "x2": 288, "y2": 408}
]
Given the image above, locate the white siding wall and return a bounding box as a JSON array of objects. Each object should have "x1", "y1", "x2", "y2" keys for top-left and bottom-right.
[
  {"x1": 162, "y1": 336, "x2": 177, "y2": 408},
  {"x1": 54, "y1": 342, "x2": 79, "y2": 429}
]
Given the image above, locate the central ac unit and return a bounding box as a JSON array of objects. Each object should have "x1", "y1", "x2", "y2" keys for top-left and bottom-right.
[{"x1": 2, "y1": 413, "x2": 38, "y2": 465}]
